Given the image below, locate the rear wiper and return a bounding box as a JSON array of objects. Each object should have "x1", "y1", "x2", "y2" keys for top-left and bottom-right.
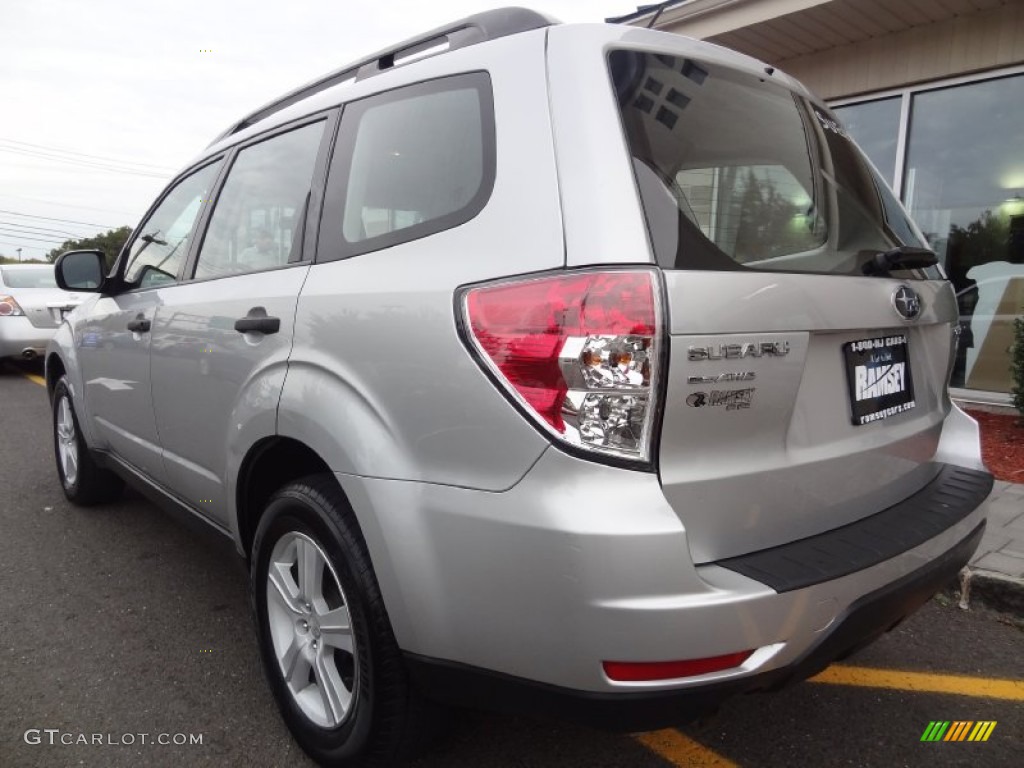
[{"x1": 860, "y1": 246, "x2": 938, "y2": 276}]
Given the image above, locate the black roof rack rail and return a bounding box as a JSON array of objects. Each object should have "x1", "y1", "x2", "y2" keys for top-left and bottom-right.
[{"x1": 208, "y1": 7, "x2": 557, "y2": 147}]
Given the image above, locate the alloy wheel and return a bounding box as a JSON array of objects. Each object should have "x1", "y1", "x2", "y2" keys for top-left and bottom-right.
[
  {"x1": 56, "y1": 395, "x2": 79, "y2": 487},
  {"x1": 266, "y1": 531, "x2": 358, "y2": 729}
]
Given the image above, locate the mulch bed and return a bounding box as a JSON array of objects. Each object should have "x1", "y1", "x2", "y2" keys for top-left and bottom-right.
[{"x1": 964, "y1": 409, "x2": 1024, "y2": 483}]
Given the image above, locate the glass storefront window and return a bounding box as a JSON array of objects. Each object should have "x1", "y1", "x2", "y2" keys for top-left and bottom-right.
[
  {"x1": 903, "y1": 74, "x2": 1024, "y2": 392},
  {"x1": 832, "y1": 97, "x2": 901, "y2": 188}
]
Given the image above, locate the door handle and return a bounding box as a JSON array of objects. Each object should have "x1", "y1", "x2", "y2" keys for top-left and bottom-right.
[
  {"x1": 234, "y1": 306, "x2": 280, "y2": 335},
  {"x1": 126, "y1": 314, "x2": 151, "y2": 333}
]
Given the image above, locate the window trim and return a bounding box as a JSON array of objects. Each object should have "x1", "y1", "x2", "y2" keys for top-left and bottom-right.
[
  {"x1": 181, "y1": 109, "x2": 339, "y2": 285},
  {"x1": 113, "y1": 156, "x2": 227, "y2": 293},
  {"x1": 315, "y1": 70, "x2": 496, "y2": 265}
]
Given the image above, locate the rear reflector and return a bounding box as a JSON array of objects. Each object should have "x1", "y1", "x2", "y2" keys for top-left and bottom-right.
[{"x1": 603, "y1": 651, "x2": 754, "y2": 681}]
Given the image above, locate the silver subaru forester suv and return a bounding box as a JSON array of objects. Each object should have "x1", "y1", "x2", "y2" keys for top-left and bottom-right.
[{"x1": 46, "y1": 8, "x2": 993, "y2": 766}]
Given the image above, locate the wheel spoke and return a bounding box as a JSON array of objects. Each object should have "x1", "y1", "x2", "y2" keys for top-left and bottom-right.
[
  {"x1": 280, "y1": 635, "x2": 310, "y2": 689},
  {"x1": 65, "y1": 444, "x2": 78, "y2": 476},
  {"x1": 268, "y1": 563, "x2": 305, "y2": 616},
  {"x1": 298, "y1": 537, "x2": 323, "y2": 602},
  {"x1": 318, "y1": 606, "x2": 353, "y2": 653},
  {"x1": 57, "y1": 399, "x2": 74, "y2": 440},
  {"x1": 315, "y1": 648, "x2": 349, "y2": 726}
]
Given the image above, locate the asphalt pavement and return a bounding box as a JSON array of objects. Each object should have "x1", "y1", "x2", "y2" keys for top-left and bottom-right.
[{"x1": 1, "y1": 362, "x2": 1021, "y2": 768}]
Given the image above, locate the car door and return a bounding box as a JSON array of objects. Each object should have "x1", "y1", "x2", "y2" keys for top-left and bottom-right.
[
  {"x1": 75, "y1": 160, "x2": 223, "y2": 482},
  {"x1": 149, "y1": 115, "x2": 332, "y2": 526}
]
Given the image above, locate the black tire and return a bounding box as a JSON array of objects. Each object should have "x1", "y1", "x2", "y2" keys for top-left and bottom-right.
[
  {"x1": 251, "y1": 475, "x2": 440, "y2": 767},
  {"x1": 52, "y1": 376, "x2": 124, "y2": 505}
]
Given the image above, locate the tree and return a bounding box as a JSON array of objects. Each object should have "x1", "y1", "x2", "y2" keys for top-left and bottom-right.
[
  {"x1": 0, "y1": 255, "x2": 48, "y2": 265},
  {"x1": 1011, "y1": 318, "x2": 1024, "y2": 423},
  {"x1": 46, "y1": 226, "x2": 133, "y2": 269}
]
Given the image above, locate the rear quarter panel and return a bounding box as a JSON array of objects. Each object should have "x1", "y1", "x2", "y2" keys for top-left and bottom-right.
[{"x1": 278, "y1": 30, "x2": 565, "y2": 490}]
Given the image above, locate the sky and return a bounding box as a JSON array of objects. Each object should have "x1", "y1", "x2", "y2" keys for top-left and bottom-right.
[{"x1": 0, "y1": 0, "x2": 629, "y2": 260}]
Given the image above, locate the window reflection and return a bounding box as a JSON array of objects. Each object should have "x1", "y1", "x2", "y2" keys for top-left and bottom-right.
[
  {"x1": 832, "y1": 97, "x2": 901, "y2": 188},
  {"x1": 904, "y1": 74, "x2": 1024, "y2": 392}
]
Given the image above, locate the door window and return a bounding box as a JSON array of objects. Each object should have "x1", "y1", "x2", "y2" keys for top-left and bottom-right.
[
  {"x1": 123, "y1": 161, "x2": 223, "y2": 289},
  {"x1": 193, "y1": 120, "x2": 326, "y2": 280}
]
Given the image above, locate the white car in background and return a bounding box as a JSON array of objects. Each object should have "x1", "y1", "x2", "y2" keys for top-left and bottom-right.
[{"x1": 0, "y1": 263, "x2": 84, "y2": 361}]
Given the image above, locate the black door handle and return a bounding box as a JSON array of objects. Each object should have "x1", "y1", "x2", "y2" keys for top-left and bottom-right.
[
  {"x1": 126, "y1": 314, "x2": 151, "y2": 333},
  {"x1": 234, "y1": 306, "x2": 280, "y2": 335}
]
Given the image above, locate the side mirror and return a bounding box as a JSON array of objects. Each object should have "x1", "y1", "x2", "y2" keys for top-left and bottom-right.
[{"x1": 55, "y1": 250, "x2": 106, "y2": 292}]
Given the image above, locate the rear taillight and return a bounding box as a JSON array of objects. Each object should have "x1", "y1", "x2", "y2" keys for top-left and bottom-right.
[
  {"x1": 0, "y1": 295, "x2": 25, "y2": 316},
  {"x1": 461, "y1": 269, "x2": 662, "y2": 465}
]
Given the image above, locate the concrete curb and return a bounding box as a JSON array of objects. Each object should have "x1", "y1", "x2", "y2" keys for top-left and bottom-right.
[{"x1": 948, "y1": 567, "x2": 1024, "y2": 617}]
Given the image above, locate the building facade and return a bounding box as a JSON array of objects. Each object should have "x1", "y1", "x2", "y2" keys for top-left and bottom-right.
[{"x1": 611, "y1": 0, "x2": 1024, "y2": 402}]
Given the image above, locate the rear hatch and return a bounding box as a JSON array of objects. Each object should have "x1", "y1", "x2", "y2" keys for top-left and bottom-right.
[
  {"x1": 0, "y1": 266, "x2": 81, "y2": 329},
  {"x1": 608, "y1": 48, "x2": 958, "y2": 563}
]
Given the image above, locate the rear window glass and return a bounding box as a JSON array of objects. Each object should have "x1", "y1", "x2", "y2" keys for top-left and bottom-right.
[
  {"x1": 318, "y1": 72, "x2": 495, "y2": 261},
  {"x1": 0, "y1": 266, "x2": 56, "y2": 288},
  {"x1": 609, "y1": 50, "x2": 936, "y2": 278}
]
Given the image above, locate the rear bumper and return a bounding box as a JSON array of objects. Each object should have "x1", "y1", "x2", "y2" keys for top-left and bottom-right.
[
  {"x1": 715, "y1": 464, "x2": 993, "y2": 592},
  {"x1": 405, "y1": 519, "x2": 985, "y2": 730},
  {"x1": 0, "y1": 316, "x2": 55, "y2": 359},
  {"x1": 344, "y1": 444, "x2": 991, "y2": 708}
]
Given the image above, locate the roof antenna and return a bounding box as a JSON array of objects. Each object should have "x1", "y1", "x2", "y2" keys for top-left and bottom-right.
[{"x1": 647, "y1": 1, "x2": 674, "y2": 29}]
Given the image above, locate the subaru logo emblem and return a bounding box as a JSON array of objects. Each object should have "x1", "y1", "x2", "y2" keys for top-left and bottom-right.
[{"x1": 892, "y1": 285, "x2": 921, "y2": 321}]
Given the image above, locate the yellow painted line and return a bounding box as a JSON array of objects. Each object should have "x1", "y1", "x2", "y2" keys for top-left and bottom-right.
[
  {"x1": 635, "y1": 729, "x2": 737, "y2": 767},
  {"x1": 810, "y1": 665, "x2": 1024, "y2": 701},
  {"x1": 3, "y1": 362, "x2": 46, "y2": 387}
]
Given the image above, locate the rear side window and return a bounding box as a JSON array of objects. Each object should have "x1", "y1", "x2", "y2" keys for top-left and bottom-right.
[
  {"x1": 318, "y1": 72, "x2": 495, "y2": 261},
  {"x1": 0, "y1": 267, "x2": 56, "y2": 289}
]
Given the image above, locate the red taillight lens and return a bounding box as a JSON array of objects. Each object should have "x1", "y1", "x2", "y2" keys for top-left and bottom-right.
[
  {"x1": 0, "y1": 295, "x2": 25, "y2": 316},
  {"x1": 603, "y1": 651, "x2": 754, "y2": 682},
  {"x1": 462, "y1": 270, "x2": 661, "y2": 463}
]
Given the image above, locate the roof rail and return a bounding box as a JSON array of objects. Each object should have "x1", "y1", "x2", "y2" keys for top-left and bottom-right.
[{"x1": 208, "y1": 7, "x2": 557, "y2": 147}]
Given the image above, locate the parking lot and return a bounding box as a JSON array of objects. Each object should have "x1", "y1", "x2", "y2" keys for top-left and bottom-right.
[{"x1": 1, "y1": 360, "x2": 1021, "y2": 768}]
